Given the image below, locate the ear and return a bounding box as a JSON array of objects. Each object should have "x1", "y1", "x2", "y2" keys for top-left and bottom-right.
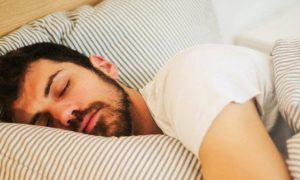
[{"x1": 89, "y1": 55, "x2": 119, "y2": 79}]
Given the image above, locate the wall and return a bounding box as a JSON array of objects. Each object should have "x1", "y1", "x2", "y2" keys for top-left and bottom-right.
[{"x1": 211, "y1": 0, "x2": 299, "y2": 43}]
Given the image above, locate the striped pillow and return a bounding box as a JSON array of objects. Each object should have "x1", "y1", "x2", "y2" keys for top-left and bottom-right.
[
  {"x1": 0, "y1": 0, "x2": 221, "y2": 89},
  {"x1": 0, "y1": 0, "x2": 220, "y2": 179},
  {"x1": 286, "y1": 134, "x2": 300, "y2": 179},
  {"x1": 0, "y1": 123, "x2": 201, "y2": 179},
  {"x1": 273, "y1": 39, "x2": 300, "y2": 179},
  {"x1": 272, "y1": 39, "x2": 300, "y2": 134}
]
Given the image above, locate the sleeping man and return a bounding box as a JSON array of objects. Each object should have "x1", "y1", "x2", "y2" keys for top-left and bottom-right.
[{"x1": 0, "y1": 43, "x2": 291, "y2": 179}]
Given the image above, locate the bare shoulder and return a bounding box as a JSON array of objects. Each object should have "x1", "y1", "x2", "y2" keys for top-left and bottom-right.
[{"x1": 199, "y1": 99, "x2": 291, "y2": 180}]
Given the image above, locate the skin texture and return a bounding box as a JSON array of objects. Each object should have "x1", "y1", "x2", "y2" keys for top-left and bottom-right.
[
  {"x1": 12, "y1": 56, "x2": 291, "y2": 179},
  {"x1": 13, "y1": 56, "x2": 162, "y2": 136},
  {"x1": 199, "y1": 100, "x2": 291, "y2": 180}
]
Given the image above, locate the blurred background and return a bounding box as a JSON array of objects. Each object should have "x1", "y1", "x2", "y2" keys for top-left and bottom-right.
[{"x1": 212, "y1": 0, "x2": 300, "y2": 53}]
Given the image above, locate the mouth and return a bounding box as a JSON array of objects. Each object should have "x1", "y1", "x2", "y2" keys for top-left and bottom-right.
[{"x1": 80, "y1": 108, "x2": 101, "y2": 134}]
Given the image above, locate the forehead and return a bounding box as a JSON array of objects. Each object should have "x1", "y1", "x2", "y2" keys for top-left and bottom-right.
[
  {"x1": 12, "y1": 59, "x2": 86, "y2": 122},
  {"x1": 21, "y1": 59, "x2": 74, "y2": 94}
]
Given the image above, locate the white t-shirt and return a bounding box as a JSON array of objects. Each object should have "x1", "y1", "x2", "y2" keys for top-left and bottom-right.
[{"x1": 139, "y1": 44, "x2": 280, "y2": 156}]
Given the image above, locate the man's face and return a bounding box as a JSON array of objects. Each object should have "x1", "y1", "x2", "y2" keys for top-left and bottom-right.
[{"x1": 12, "y1": 57, "x2": 132, "y2": 137}]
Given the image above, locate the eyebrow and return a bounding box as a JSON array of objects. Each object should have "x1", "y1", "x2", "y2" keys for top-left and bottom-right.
[
  {"x1": 44, "y1": 70, "x2": 62, "y2": 97},
  {"x1": 29, "y1": 70, "x2": 62, "y2": 124}
]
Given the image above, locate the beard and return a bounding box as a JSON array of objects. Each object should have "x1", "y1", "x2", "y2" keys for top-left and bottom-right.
[
  {"x1": 90, "y1": 103, "x2": 131, "y2": 137},
  {"x1": 68, "y1": 67, "x2": 132, "y2": 137}
]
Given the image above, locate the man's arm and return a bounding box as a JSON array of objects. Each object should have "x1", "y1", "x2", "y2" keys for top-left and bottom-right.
[{"x1": 199, "y1": 99, "x2": 291, "y2": 180}]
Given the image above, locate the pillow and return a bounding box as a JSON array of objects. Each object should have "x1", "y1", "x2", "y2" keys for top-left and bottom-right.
[
  {"x1": 272, "y1": 39, "x2": 300, "y2": 179},
  {"x1": 0, "y1": 123, "x2": 201, "y2": 179},
  {"x1": 272, "y1": 39, "x2": 300, "y2": 134},
  {"x1": 0, "y1": 0, "x2": 221, "y2": 89},
  {"x1": 286, "y1": 134, "x2": 300, "y2": 179},
  {"x1": 0, "y1": 0, "x2": 220, "y2": 179}
]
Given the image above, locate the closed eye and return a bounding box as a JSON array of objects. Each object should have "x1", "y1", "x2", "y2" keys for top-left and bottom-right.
[{"x1": 59, "y1": 80, "x2": 70, "y2": 97}]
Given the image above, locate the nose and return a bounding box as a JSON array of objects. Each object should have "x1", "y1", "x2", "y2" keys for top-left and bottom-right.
[{"x1": 47, "y1": 102, "x2": 78, "y2": 127}]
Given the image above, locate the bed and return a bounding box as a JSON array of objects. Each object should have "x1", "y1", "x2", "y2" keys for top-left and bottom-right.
[
  {"x1": 0, "y1": 0, "x2": 222, "y2": 179},
  {"x1": 1, "y1": 0, "x2": 300, "y2": 179}
]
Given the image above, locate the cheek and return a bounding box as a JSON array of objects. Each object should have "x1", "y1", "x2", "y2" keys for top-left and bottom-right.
[
  {"x1": 68, "y1": 79, "x2": 106, "y2": 106},
  {"x1": 68, "y1": 84, "x2": 95, "y2": 107},
  {"x1": 69, "y1": 75, "x2": 121, "y2": 108}
]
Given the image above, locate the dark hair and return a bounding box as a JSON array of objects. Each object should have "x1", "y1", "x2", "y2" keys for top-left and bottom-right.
[{"x1": 0, "y1": 42, "x2": 94, "y2": 122}]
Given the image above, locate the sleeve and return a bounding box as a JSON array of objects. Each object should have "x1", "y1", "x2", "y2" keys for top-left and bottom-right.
[{"x1": 164, "y1": 45, "x2": 263, "y2": 156}]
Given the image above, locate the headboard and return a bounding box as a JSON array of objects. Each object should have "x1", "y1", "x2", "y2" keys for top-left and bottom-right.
[{"x1": 0, "y1": 0, "x2": 102, "y2": 37}]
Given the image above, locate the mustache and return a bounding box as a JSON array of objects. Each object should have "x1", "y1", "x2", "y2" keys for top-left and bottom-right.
[{"x1": 68, "y1": 102, "x2": 108, "y2": 131}]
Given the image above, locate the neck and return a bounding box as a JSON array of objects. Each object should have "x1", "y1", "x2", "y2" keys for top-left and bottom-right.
[{"x1": 122, "y1": 85, "x2": 163, "y2": 135}]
